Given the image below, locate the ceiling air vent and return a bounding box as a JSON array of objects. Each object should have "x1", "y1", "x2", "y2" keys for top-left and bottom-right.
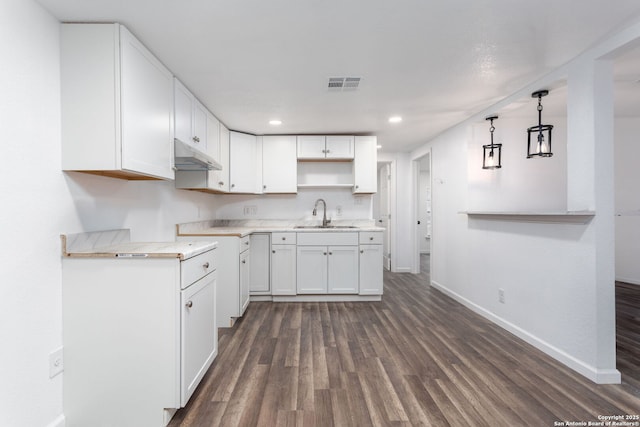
[{"x1": 328, "y1": 77, "x2": 361, "y2": 92}]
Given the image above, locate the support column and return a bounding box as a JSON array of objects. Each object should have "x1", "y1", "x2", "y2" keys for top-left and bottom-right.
[{"x1": 567, "y1": 57, "x2": 619, "y2": 382}]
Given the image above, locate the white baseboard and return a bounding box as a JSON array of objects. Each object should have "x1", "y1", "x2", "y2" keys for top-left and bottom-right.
[
  {"x1": 615, "y1": 276, "x2": 640, "y2": 286},
  {"x1": 430, "y1": 280, "x2": 621, "y2": 385},
  {"x1": 272, "y1": 295, "x2": 381, "y2": 302},
  {"x1": 46, "y1": 414, "x2": 65, "y2": 427},
  {"x1": 393, "y1": 267, "x2": 412, "y2": 273}
]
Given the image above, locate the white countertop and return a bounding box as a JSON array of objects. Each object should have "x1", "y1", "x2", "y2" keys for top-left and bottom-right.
[
  {"x1": 176, "y1": 220, "x2": 385, "y2": 237},
  {"x1": 61, "y1": 229, "x2": 217, "y2": 260}
]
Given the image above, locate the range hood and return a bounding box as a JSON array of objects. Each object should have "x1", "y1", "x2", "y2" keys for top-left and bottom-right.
[{"x1": 174, "y1": 139, "x2": 222, "y2": 171}]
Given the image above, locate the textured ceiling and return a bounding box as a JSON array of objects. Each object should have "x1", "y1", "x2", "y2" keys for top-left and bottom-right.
[{"x1": 37, "y1": 0, "x2": 640, "y2": 152}]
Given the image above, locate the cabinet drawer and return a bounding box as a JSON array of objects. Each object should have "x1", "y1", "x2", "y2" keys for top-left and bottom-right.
[
  {"x1": 181, "y1": 249, "x2": 216, "y2": 289},
  {"x1": 297, "y1": 232, "x2": 358, "y2": 246},
  {"x1": 240, "y1": 235, "x2": 251, "y2": 253},
  {"x1": 359, "y1": 232, "x2": 383, "y2": 245},
  {"x1": 271, "y1": 232, "x2": 297, "y2": 245}
]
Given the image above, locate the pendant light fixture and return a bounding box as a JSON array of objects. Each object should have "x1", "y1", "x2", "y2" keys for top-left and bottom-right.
[
  {"x1": 527, "y1": 90, "x2": 553, "y2": 158},
  {"x1": 482, "y1": 115, "x2": 502, "y2": 169}
]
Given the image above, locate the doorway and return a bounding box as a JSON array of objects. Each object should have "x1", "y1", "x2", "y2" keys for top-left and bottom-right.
[
  {"x1": 375, "y1": 162, "x2": 392, "y2": 270},
  {"x1": 413, "y1": 152, "x2": 431, "y2": 276}
]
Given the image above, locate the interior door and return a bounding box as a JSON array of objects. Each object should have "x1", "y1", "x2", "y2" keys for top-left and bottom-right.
[{"x1": 379, "y1": 163, "x2": 391, "y2": 270}]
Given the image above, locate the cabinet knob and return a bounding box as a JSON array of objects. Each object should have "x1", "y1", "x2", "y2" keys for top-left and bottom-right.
[
  {"x1": 323, "y1": 252, "x2": 327, "y2": 255},
  {"x1": 329, "y1": 252, "x2": 333, "y2": 255},
  {"x1": 193, "y1": 136, "x2": 200, "y2": 143},
  {"x1": 245, "y1": 241, "x2": 249, "y2": 245},
  {"x1": 355, "y1": 185, "x2": 359, "y2": 189},
  {"x1": 231, "y1": 184, "x2": 235, "y2": 188},
  {"x1": 326, "y1": 149, "x2": 331, "y2": 153},
  {"x1": 242, "y1": 259, "x2": 246, "y2": 264},
  {"x1": 272, "y1": 250, "x2": 276, "y2": 253},
  {"x1": 360, "y1": 250, "x2": 364, "y2": 254},
  {"x1": 263, "y1": 185, "x2": 267, "y2": 189},
  {"x1": 218, "y1": 181, "x2": 224, "y2": 186},
  {"x1": 321, "y1": 149, "x2": 326, "y2": 154},
  {"x1": 185, "y1": 301, "x2": 193, "y2": 308},
  {"x1": 370, "y1": 237, "x2": 374, "y2": 241},
  {"x1": 203, "y1": 262, "x2": 210, "y2": 269},
  {"x1": 282, "y1": 237, "x2": 286, "y2": 241}
]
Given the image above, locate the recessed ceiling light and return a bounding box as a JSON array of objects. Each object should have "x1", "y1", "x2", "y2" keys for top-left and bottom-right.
[
  {"x1": 388, "y1": 116, "x2": 402, "y2": 123},
  {"x1": 269, "y1": 120, "x2": 282, "y2": 126}
]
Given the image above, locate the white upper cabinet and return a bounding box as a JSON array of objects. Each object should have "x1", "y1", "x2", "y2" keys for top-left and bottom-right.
[
  {"x1": 206, "y1": 112, "x2": 220, "y2": 162},
  {"x1": 174, "y1": 78, "x2": 207, "y2": 152},
  {"x1": 61, "y1": 23, "x2": 174, "y2": 180},
  {"x1": 325, "y1": 135, "x2": 355, "y2": 159},
  {"x1": 212, "y1": 124, "x2": 230, "y2": 192},
  {"x1": 229, "y1": 131, "x2": 262, "y2": 193},
  {"x1": 353, "y1": 136, "x2": 378, "y2": 193},
  {"x1": 262, "y1": 135, "x2": 297, "y2": 193},
  {"x1": 297, "y1": 135, "x2": 354, "y2": 160}
]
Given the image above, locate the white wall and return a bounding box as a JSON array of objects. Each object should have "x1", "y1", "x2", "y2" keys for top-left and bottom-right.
[
  {"x1": 0, "y1": 2, "x2": 222, "y2": 426},
  {"x1": 615, "y1": 117, "x2": 640, "y2": 285},
  {"x1": 213, "y1": 188, "x2": 372, "y2": 220}
]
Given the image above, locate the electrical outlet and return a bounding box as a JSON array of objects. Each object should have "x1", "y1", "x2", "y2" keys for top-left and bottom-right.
[
  {"x1": 498, "y1": 288, "x2": 505, "y2": 304},
  {"x1": 49, "y1": 347, "x2": 64, "y2": 378},
  {"x1": 336, "y1": 205, "x2": 342, "y2": 216}
]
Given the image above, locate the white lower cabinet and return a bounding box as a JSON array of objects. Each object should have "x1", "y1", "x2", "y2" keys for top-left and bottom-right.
[
  {"x1": 239, "y1": 249, "x2": 250, "y2": 314},
  {"x1": 250, "y1": 233, "x2": 270, "y2": 294},
  {"x1": 62, "y1": 249, "x2": 217, "y2": 427},
  {"x1": 296, "y1": 232, "x2": 359, "y2": 294},
  {"x1": 271, "y1": 232, "x2": 297, "y2": 295},
  {"x1": 359, "y1": 231, "x2": 384, "y2": 295},
  {"x1": 177, "y1": 235, "x2": 251, "y2": 328}
]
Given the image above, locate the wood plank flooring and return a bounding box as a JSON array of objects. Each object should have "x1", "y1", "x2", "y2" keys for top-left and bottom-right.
[
  {"x1": 169, "y1": 257, "x2": 640, "y2": 427},
  {"x1": 617, "y1": 281, "x2": 640, "y2": 393}
]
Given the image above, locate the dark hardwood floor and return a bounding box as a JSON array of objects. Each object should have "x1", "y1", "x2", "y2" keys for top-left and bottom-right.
[
  {"x1": 617, "y1": 281, "x2": 640, "y2": 393},
  {"x1": 169, "y1": 256, "x2": 640, "y2": 426}
]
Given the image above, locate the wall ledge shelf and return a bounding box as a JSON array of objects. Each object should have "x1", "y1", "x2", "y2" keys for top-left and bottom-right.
[{"x1": 460, "y1": 210, "x2": 595, "y2": 224}]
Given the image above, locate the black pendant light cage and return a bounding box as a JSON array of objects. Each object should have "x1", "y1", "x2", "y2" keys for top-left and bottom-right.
[
  {"x1": 527, "y1": 90, "x2": 553, "y2": 158},
  {"x1": 482, "y1": 115, "x2": 502, "y2": 169}
]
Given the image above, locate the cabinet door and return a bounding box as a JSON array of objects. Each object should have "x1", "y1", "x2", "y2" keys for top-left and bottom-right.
[
  {"x1": 353, "y1": 136, "x2": 377, "y2": 193},
  {"x1": 210, "y1": 124, "x2": 230, "y2": 192},
  {"x1": 119, "y1": 27, "x2": 174, "y2": 179},
  {"x1": 230, "y1": 131, "x2": 260, "y2": 193},
  {"x1": 206, "y1": 112, "x2": 220, "y2": 161},
  {"x1": 192, "y1": 99, "x2": 208, "y2": 151},
  {"x1": 359, "y1": 245, "x2": 383, "y2": 295},
  {"x1": 181, "y1": 272, "x2": 217, "y2": 406},
  {"x1": 297, "y1": 135, "x2": 326, "y2": 159},
  {"x1": 296, "y1": 246, "x2": 327, "y2": 294},
  {"x1": 327, "y1": 246, "x2": 359, "y2": 293},
  {"x1": 239, "y1": 250, "x2": 250, "y2": 315},
  {"x1": 262, "y1": 135, "x2": 297, "y2": 193},
  {"x1": 173, "y1": 78, "x2": 193, "y2": 146},
  {"x1": 325, "y1": 135, "x2": 354, "y2": 159},
  {"x1": 271, "y1": 244, "x2": 297, "y2": 295},
  {"x1": 250, "y1": 234, "x2": 270, "y2": 293}
]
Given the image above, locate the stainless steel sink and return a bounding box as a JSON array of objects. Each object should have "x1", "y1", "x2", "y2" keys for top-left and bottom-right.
[{"x1": 294, "y1": 225, "x2": 358, "y2": 229}]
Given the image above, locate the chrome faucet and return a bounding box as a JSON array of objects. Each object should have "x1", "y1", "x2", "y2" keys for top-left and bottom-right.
[{"x1": 312, "y1": 198, "x2": 331, "y2": 227}]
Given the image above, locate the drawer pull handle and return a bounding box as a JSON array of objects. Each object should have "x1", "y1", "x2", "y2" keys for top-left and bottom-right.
[
  {"x1": 203, "y1": 262, "x2": 210, "y2": 269},
  {"x1": 185, "y1": 301, "x2": 193, "y2": 308}
]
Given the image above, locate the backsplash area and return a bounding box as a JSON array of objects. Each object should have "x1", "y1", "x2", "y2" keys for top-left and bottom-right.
[{"x1": 213, "y1": 188, "x2": 373, "y2": 220}]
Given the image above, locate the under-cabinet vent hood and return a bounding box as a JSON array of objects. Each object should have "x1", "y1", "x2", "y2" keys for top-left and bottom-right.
[{"x1": 174, "y1": 139, "x2": 222, "y2": 171}]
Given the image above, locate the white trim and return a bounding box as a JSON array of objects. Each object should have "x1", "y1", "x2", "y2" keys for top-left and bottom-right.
[
  {"x1": 430, "y1": 280, "x2": 622, "y2": 384},
  {"x1": 250, "y1": 295, "x2": 273, "y2": 302},
  {"x1": 272, "y1": 295, "x2": 381, "y2": 302},
  {"x1": 46, "y1": 415, "x2": 66, "y2": 427},
  {"x1": 393, "y1": 267, "x2": 412, "y2": 273}
]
